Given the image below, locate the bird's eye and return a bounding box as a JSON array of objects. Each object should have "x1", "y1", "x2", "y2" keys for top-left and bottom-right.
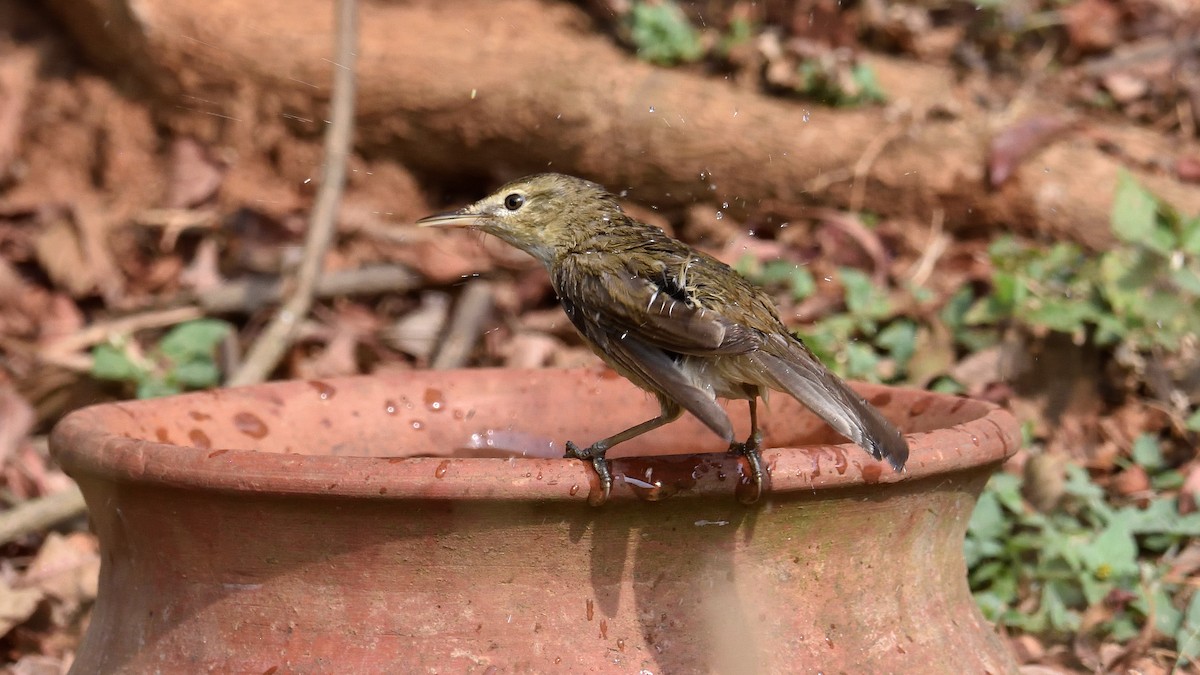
[{"x1": 504, "y1": 193, "x2": 525, "y2": 211}]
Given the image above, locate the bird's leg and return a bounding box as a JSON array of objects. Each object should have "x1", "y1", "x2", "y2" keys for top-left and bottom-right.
[
  {"x1": 728, "y1": 397, "x2": 765, "y2": 502},
  {"x1": 565, "y1": 404, "x2": 683, "y2": 505}
]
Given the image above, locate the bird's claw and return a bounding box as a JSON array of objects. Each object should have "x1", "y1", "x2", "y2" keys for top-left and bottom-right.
[
  {"x1": 565, "y1": 441, "x2": 611, "y2": 505},
  {"x1": 728, "y1": 434, "x2": 765, "y2": 503}
]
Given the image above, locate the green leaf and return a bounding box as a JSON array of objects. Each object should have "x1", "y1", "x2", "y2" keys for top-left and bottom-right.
[
  {"x1": 838, "y1": 267, "x2": 890, "y2": 319},
  {"x1": 1147, "y1": 586, "x2": 1183, "y2": 638},
  {"x1": 843, "y1": 341, "x2": 880, "y2": 381},
  {"x1": 1124, "y1": 498, "x2": 1200, "y2": 537},
  {"x1": 968, "y1": 489, "x2": 1009, "y2": 541},
  {"x1": 1181, "y1": 216, "x2": 1200, "y2": 254},
  {"x1": 91, "y1": 344, "x2": 145, "y2": 383},
  {"x1": 629, "y1": 1, "x2": 703, "y2": 65},
  {"x1": 718, "y1": 17, "x2": 754, "y2": 55},
  {"x1": 1152, "y1": 470, "x2": 1185, "y2": 491},
  {"x1": 1111, "y1": 171, "x2": 1160, "y2": 244},
  {"x1": 1130, "y1": 433, "x2": 1165, "y2": 471},
  {"x1": 875, "y1": 320, "x2": 917, "y2": 371},
  {"x1": 1043, "y1": 581, "x2": 1081, "y2": 632},
  {"x1": 1079, "y1": 518, "x2": 1139, "y2": 579},
  {"x1": 733, "y1": 253, "x2": 759, "y2": 278},
  {"x1": 788, "y1": 266, "x2": 816, "y2": 300},
  {"x1": 989, "y1": 473, "x2": 1027, "y2": 515},
  {"x1": 1187, "y1": 408, "x2": 1200, "y2": 432},
  {"x1": 1020, "y1": 298, "x2": 1097, "y2": 334},
  {"x1": 171, "y1": 359, "x2": 222, "y2": 388},
  {"x1": 973, "y1": 591, "x2": 1008, "y2": 621},
  {"x1": 1171, "y1": 266, "x2": 1200, "y2": 295},
  {"x1": 929, "y1": 376, "x2": 964, "y2": 394},
  {"x1": 136, "y1": 378, "x2": 181, "y2": 399},
  {"x1": 758, "y1": 260, "x2": 796, "y2": 285},
  {"x1": 1177, "y1": 590, "x2": 1200, "y2": 665},
  {"x1": 158, "y1": 319, "x2": 232, "y2": 362},
  {"x1": 848, "y1": 63, "x2": 887, "y2": 104}
]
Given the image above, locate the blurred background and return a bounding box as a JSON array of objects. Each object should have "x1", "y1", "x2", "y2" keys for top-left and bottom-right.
[{"x1": 0, "y1": 0, "x2": 1198, "y2": 671}]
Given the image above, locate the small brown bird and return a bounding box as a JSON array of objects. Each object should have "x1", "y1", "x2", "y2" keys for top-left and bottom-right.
[{"x1": 419, "y1": 173, "x2": 908, "y2": 503}]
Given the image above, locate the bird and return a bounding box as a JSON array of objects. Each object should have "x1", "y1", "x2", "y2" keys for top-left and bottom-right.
[{"x1": 418, "y1": 173, "x2": 908, "y2": 504}]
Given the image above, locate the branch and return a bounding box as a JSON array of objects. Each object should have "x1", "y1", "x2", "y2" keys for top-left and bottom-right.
[
  {"x1": 431, "y1": 281, "x2": 493, "y2": 370},
  {"x1": 0, "y1": 486, "x2": 86, "y2": 545},
  {"x1": 227, "y1": 0, "x2": 358, "y2": 386}
]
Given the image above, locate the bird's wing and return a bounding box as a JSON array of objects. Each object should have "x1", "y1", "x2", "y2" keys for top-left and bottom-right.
[
  {"x1": 587, "y1": 327, "x2": 734, "y2": 442},
  {"x1": 554, "y1": 254, "x2": 765, "y2": 357},
  {"x1": 552, "y1": 255, "x2": 738, "y2": 441}
]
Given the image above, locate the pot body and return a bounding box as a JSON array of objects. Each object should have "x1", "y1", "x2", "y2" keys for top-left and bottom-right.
[{"x1": 51, "y1": 367, "x2": 1020, "y2": 674}]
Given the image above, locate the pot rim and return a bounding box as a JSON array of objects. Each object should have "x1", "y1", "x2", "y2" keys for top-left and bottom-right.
[{"x1": 50, "y1": 368, "x2": 1019, "y2": 503}]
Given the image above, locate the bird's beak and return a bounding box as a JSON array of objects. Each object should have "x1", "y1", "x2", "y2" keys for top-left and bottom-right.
[{"x1": 416, "y1": 210, "x2": 481, "y2": 228}]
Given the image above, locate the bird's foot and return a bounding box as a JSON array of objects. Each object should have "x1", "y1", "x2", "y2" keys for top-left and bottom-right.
[
  {"x1": 565, "y1": 441, "x2": 611, "y2": 505},
  {"x1": 728, "y1": 432, "x2": 765, "y2": 504}
]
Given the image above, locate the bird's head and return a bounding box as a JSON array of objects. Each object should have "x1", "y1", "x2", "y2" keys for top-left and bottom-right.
[{"x1": 418, "y1": 173, "x2": 623, "y2": 265}]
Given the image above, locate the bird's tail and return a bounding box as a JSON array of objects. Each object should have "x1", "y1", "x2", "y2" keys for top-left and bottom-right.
[{"x1": 750, "y1": 339, "x2": 908, "y2": 471}]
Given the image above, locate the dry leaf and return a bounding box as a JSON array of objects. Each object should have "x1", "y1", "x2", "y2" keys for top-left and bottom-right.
[
  {"x1": 166, "y1": 138, "x2": 223, "y2": 209},
  {"x1": 33, "y1": 216, "x2": 93, "y2": 297},
  {"x1": 989, "y1": 116, "x2": 1073, "y2": 187},
  {"x1": 8, "y1": 654, "x2": 72, "y2": 675},
  {"x1": 0, "y1": 580, "x2": 43, "y2": 637},
  {"x1": 383, "y1": 292, "x2": 450, "y2": 362},
  {"x1": 1060, "y1": 0, "x2": 1121, "y2": 53},
  {"x1": 21, "y1": 532, "x2": 100, "y2": 619},
  {"x1": 0, "y1": 384, "x2": 35, "y2": 465},
  {"x1": 502, "y1": 332, "x2": 561, "y2": 369}
]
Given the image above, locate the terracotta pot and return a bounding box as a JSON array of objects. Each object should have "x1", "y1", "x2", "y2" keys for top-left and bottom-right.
[{"x1": 51, "y1": 366, "x2": 1020, "y2": 673}]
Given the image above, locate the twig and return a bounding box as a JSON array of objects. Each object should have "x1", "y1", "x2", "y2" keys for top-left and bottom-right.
[
  {"x1": 906, "y1": 208, "x2": 948, "y2": 287},
  {"x1": 228, "y1": 0, "x2": 358, "y2": 386},
  {"x1": 849, "y1": 116, "x2": 907, "y2": 213},
  {"x1": 197, "y1": 265, "x2": 419, "y2": 314},
  {"x1": 0, "y1": 486, "x2": 86, "y2": 545},
  {"x1": 431, "y1": 281, "x2": 493, "y2": 370},
  {"x1": 1081, "y1": 36, "x2": 1200, "y2": 77},
  {"x1": 40, "y1": 306, "x2": 204, "y2": 356}
]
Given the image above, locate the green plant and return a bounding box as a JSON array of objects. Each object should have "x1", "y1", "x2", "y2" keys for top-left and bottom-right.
[
  {"x1": 795, "y1": 61, "x2": 887, "y2": 107},
  {"x1": 92, "y1": 319, "x2": 232, "y2": 398},
  {"x1": 628, "y1": 1, "x2": 703, "y2": 65},
  {"x1": 965, "y1": 172, "x2": 1200, "y2": 351},
  {"x1": 966, "y1": 445, "x2": 1200, "y2": 663},
  {"x1": 717, "y1": 16, "x2": 755, "y2": 57}
]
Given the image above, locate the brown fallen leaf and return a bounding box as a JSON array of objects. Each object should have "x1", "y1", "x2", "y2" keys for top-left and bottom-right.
[
  {"x1": 0, "y1": 580, "x2": 43, "y2": 638},
  {"x1": 33, "y1": 213, "x2": 94, "y2": 298},
  {"x1": 502, "y1": 332, "x2": 562, "y2": 369},
  {"x1": 7, "y1": 654, "x2": 73, "y2": 675},
  {"x1": 382, "y1": 292, "x2": 451, "y2": 362},
  {"x1": 1110, "y1": 464, "x2": 1151, "y2": 500},
  {"x1": 989, "y1": 115, "x2": 1074, "y2": 187},
  {"x1": 166, "y1": 138, "x2": 224, "y2": 209},
  {"x1": 1060, "y1": 0, "x2": 1121, "y2": 54},
  {"x1": 1176, "y1": 154, "x2": 1200, "y2": 184},
  {"x1": 20, "y1": 532, "x2": 100, "y2": 628},
  {"x1": 1180, "y1": 462, "x2": 1200, "y2": 515},
  {"x1": 0, "y1": 384, "x2": 34, "y2": 465}
]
